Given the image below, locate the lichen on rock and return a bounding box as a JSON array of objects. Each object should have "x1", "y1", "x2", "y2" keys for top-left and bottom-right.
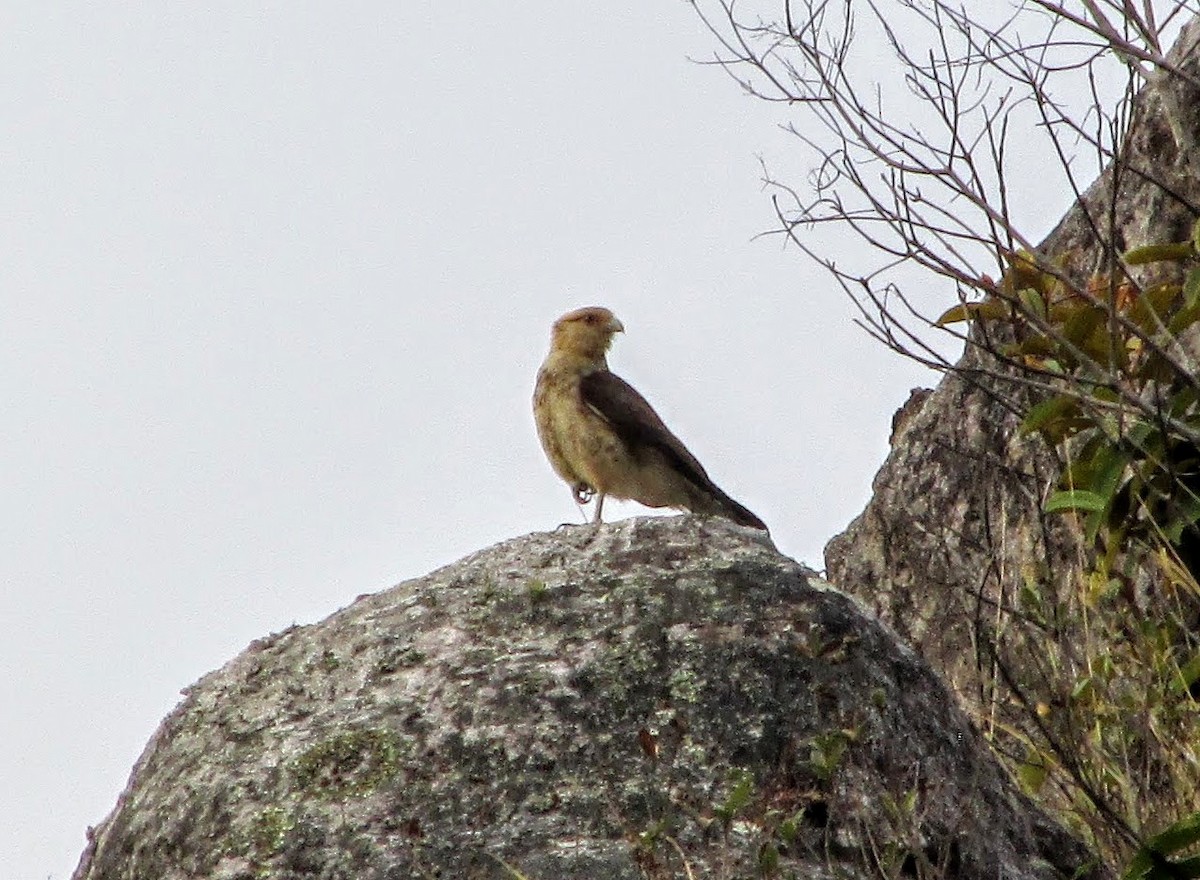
[{"x1": 73, "y1": 516, "x2": 1103, "y2": 880}]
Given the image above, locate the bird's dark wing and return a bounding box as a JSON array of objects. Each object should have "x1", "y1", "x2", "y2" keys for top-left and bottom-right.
[
  {"x1": 579, "y1": 369, "x2": 714, "y2": 487},
  {"x1": 580, "y1": 368, "x2": 768, "y2": 531}
]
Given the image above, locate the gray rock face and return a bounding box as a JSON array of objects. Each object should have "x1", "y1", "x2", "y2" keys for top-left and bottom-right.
[
  {"x1": 826, "y1": 14, "x2": 1200, "y2": 694},
  {"x1": 1046, "y1": 15, "x2": 1200, "y2": 278},
  {"x1": 74, "y1": 517, "x2": 1102, "y2": 880},
  {"x1": 826, "y1": 359, "x2": 1063, "y2": 689}
]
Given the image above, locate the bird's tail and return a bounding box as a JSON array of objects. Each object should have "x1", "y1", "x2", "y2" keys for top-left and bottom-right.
[
  {"x1": 720, "y1": 494, "x2": 768, "y2": 531},
  {"x1": 693, "y1": 484, "x2": 768, "y2": 531}
]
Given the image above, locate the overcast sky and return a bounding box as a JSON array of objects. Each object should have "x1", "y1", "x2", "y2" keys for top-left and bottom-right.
[{"x1": 2, "y1": 4, "x2": 1094, "y2": 877}]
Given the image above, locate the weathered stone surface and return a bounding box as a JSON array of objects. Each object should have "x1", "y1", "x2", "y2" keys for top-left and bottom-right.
[
  {"x1": 826, "y1": 361, "x2": 1067, "y2": 689},
  {"x1": 826, "y1": 15, "x2": 1200, "y2": 694},
  {"x1": 73, "y1": 516, "x2": 1101, "y2": 880},
  {"x1": 1047, "y1": 16, "x2": 1200, "y2": 279}
]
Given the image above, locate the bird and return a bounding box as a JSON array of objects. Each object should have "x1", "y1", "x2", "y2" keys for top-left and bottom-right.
[{"x1": 533, "y1": 306, "x2": 767, "y2": 530}]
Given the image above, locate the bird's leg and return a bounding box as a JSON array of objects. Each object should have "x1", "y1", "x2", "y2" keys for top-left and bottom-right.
[
  {"x1": 573, "y1": 483, "x2": 595, "y2": 505},
  {"x1": 592, "y1": 493, "x2": 606, "y2": 524}
]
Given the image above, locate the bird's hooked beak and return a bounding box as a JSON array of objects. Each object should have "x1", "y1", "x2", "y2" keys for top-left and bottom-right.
[{"x1": 608, "y1": 316, "x2": 625, "y2": 334}]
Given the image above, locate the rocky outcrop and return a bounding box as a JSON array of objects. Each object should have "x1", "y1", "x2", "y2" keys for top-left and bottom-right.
[
  {"x1": 826, "y1": 15, "x2": 1200, "y2": 696},
  {"x1": 73, "y1": 517, "x2": 1101, "y2": 880},
  {"x1": 826, "y1": 362, "x2": 1069, "y2": 693}
]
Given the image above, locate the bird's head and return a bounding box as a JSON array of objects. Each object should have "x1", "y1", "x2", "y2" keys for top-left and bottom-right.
[{"x1": 549, "y1": 306, "x2": 625, "y2": 363}]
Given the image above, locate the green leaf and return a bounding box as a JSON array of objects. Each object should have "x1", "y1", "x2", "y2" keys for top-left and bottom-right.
[
  {"x1": 1124, "y1": 419, "x2": 1160, "y2": 450},
  {"x1": 1045, "y1": 489, "x2": 1108, "y2": 514},
  {"x1": 1123, "y1": 813, "x2": 1200, "y2": 880},
  {"x1": 1083, "y1": 507, "x2": 1109, "y2": 546},
  {"x1": 1185, "y1": 267, "x2": 1200, "y2": 308},
  {"x1": 1128, "y1": 283, "x2": 1183, "y2": 333},
  {"x1": 1123, "y1": 242, "x2": 1195, "y2": 264},
  {"x1": 1176, "y1": 485, "x2": 1200, "y2": 527},
  {"x1": 1002, "y1": 250, "x2": 1057, "y2": 296},
  {"x1": 715, "y1": 770, "x2": 754, "y2": 821},
  {"x1": 778, "y1": 813, "x2": 802, "y2": 845},
  {"x1": 1148, "y1": 811, "x2": 1200, "y2": 855},
  {"x1": 1168, "y1": 298, "x2": 1200, "y2": 335},
  {"x1": 1016, "y1": 762, "x2": 1047, "y2": 794},
  {"x1": 1020, "y1": 396, "x2": 1083, "y2": 441},
  {"x1": 1171, "y1": 653, "x2": 1200, "y2": 695},
  {"x1": 1060, "y1": 303, "x2": 1107, "y2": 346},
  {"x1": 935, "y1": 299, "x2": 1014, "y2": 326},
  {"x1": 1016, "y1": 748, "x2": 1050, "y2": 794},
  {"x1": 758, "y1": 842, "x2": 780, "y2": 875},
  {"x1": 1064, "y1": 433, "x2": 1106, "y2": 484},
  {"x1": 1170, "y1": 386, "x2": 1199, "y2": 417},
  {"x1": 1121, "y1": 849, "x2": 1153, "y2": 880},
  {"x1": 1070, "y1": 676, "x2": 1094, "y2": 702},
  {"x1": 809, "y1": 732, "x2": 850, "y2": 782},
  {"x1": 1018, "y1": 287, "x2": 1046, "y2": 320},
  {"x1": 1002, "y1": 335, "x2": 1056, "y2": 359},
  {"x1": 936, "y1": 303, "x2": 972, "y2": 325},
  {"x1": 1091, "y1": 444, "x2": 1133, "y2": 503},
  {"x1": 1134, "y1": 350, "x2": 1178, "y2": 384}
]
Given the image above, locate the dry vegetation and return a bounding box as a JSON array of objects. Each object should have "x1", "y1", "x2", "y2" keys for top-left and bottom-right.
[{"x1": 689, "y1": 0, "x2": 1200, "y2": 874}]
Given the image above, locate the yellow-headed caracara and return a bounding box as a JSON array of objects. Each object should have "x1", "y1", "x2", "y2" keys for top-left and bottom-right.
[{"x1": 533, "y1": 306, "x2": 767, "y2": 530}]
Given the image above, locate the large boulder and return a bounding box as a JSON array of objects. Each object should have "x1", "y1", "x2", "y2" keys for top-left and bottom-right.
[{"x1": 74, "y1": 516, "x2": 1103, "y2": 880}]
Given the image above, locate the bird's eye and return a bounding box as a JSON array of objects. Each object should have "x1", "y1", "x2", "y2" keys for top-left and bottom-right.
[{"x1": 584, "y1": 314, "x2": 597, "y2": 324}]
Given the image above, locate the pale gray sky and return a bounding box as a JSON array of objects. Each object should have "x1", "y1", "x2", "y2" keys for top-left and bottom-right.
[{"x1": 2, "y1": 4, "x2": 1079, "y2": 877}]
